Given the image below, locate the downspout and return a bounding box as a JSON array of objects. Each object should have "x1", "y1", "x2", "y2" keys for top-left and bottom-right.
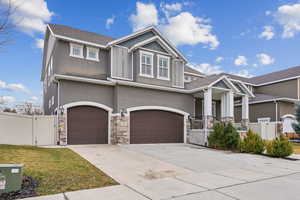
[
  {"x1": 274, "y1": 100, "x2": 278, "y2": 137},
  {"x1": 57, "y1": 80, "x2": 60, "y2": 145}
]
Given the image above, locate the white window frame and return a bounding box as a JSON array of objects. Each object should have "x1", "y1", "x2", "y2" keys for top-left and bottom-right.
[
  {"x1": 139, "y1": 50, "x2": 154, "y2": 78},
  {"x1": 48, "y1": 99, "x2": 51, "y2": 109},
  {"x1": 157, "y1": 54, "x2": 170, "y2": 80},
  {"x1": 86, "y1": 46, "x2": 99, "y2": 61},
  {"x1": 69, "y1": 43, "x2": 84, "y2": 58}
]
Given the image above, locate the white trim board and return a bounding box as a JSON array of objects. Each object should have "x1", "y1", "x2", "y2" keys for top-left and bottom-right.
[
  {"x1": 184, "y1": 71, "x2": 205, "y2": 78},
  {"x1": 235, "y1": 98, "x2": 299, "y2": 106}
]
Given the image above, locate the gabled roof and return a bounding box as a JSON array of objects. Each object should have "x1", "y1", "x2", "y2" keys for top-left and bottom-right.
[
  {"x1": 249, "y1": 65, "x2": 300, "y2": 85},
  {"x1": 107, "y1": 26, "x2": 188, "y2": 62},
  {"x1": 220, "y1": 73, "x2": 253, "y2": 85},
  {"x1": 48, "y1": 24, "x2": 115, "y2": 46}
]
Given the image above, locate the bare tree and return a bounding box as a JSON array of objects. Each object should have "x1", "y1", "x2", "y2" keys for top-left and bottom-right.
[{"x1": 0, "y1": 0, "x2": 14, "y2": 47}]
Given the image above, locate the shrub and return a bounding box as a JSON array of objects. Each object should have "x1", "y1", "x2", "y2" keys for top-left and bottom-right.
[
  {"x1": 223, "y1": 123, "x2": 240, "y2": 150},
  {"x1": 240, "y1": 129, "x2": 265, "y2": 154},
  {"x1": 266, "y1": 134, "x2": 293, "y2": 157},
  {"x1": 208, "y1": 122, "x2": 240, "y2": 150},
  {"x1": 208, "y1": 122, "x2": 225, "y2": 148}
]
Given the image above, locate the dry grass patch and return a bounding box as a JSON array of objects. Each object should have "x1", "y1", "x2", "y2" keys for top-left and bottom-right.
[
  {"x1": 292, "y1": 143, "x2": 300, "y2": 154},
  {"x1": 0, "y1": 145, "x2": 118, "y2": 196}
]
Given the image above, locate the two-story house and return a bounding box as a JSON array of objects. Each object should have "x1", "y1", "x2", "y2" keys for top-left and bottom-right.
[{"x1": 41, "y1": 24, "x2": 254, "y2": 145}]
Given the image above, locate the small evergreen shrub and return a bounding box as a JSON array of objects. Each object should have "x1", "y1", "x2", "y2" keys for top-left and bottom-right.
[
  {"x1": 208, "y1": 122, "x2": 240, "y2": 150},
  {"x1": 240, "y1": 129, "x2": 265, "y2": 154},
  {"x1": 208, "y1": 122, "x2": 225, "y2": 148},
  {"x1": 266, "y1": 134, "x2": 293, "y2": 157},
  {"x1": 223, "y1": 123, "x2": 240, "y2": 150}
]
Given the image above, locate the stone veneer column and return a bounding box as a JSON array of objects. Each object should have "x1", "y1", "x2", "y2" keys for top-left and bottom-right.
[
  {"x1": 58, "y1": 112, "x2": 67, "y2": 145},
  {"x1": 110, "y1": 114, "x2": 129, "y2": 144}
]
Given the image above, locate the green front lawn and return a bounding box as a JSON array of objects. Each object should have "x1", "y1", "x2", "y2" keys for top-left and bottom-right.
[
  {"x1": 0, "y1": 145, "x2": 118, "y2": 196},
  {"x1": 292, "y1": 143, "x2": 300, "y2": 154}
]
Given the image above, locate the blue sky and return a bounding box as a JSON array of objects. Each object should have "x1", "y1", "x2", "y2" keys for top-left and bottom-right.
[{"x1": 1, "y1": 0, "x2": 300, "y2": 106}]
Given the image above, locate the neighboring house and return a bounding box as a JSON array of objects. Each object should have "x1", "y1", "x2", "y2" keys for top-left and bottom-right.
[
  {"x1": 41, "y1": 24, "x2": 253, "y2": 145},
  {"x1": 226, "y1": 67, "x2": 300, "y2": 127}
]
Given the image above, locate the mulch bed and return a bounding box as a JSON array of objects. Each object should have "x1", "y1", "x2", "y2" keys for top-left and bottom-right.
[{"x1": 0, "y1": 176, "x2": 38, "y2": 200}]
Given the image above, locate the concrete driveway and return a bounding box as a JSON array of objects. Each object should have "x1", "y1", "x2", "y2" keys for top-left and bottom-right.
[{"x1": 67, "y1": 144, "x2": 300, "y2": 200}]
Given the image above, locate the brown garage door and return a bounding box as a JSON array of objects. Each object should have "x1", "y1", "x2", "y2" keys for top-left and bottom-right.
[
  {"x1": 130, "y1": 110, "x2": 184, "y2": 144},
  {"x1": 67, "y1": 106, "x2": 108, "y2": 144}
]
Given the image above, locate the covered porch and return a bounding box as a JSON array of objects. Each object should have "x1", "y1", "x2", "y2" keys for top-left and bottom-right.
[{"x1": 188, "y1": 75, "x2": 254, "y2": 146}]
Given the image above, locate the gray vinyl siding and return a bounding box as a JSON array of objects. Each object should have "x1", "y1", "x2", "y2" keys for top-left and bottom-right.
[
  {"x1": 43, "y1": 81, "x2": 58, "y2": 115},
  {"x1": 142, "y1": 41, "x2": 167, "y2": 53},
  {"x1": 254, "y1": 79, "x2": 298, "y2": 99},
  {"x1": 53, "y1": 40, "x2": 109, "y2": 79},
  {"x1": 115, "y1": 85, "x2": 194, "y2": 114},
  {"x1": 213, "y1": 80, "x2": 229, "y2": 89},
  {"x1": 59, "y1": 80, "x2": 114, "y2": 111},
  {"x1": 111, "y1": 46, "x2": 133, "y2": 80},
  {"x1": 235, "y1": 101, "x2": 296, "y2": 123},
  {"x1": 235, "y1": 102, "x2": 276, "y2": 122},
  {"x1": 118, "y1": 31, "x2": 155, "y2": 48},
  {"x1": 278, "y1": 102, "x2": 296, "y2": 118}
]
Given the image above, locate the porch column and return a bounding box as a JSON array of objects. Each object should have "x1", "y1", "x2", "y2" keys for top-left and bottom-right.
[
  {"x1": 222, "y1": 91, "x2": 234, "y2": 123},
  {"x1": 221, "y1": 92, "x2": 226, "y2": 120},
  {"x1": 241, "y1": 95, "x2": 249, "y2": 128},
  {"x1": 228, "y1": 91, "x2": 234, "y2": 119},
  {"x1": 203, "y1": 87, "x2": 213, "y2": 146}
]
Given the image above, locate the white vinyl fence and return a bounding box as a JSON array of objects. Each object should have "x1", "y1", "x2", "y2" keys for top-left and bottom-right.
[
  {"x1": 0, "y1": 112, "x2": 56, "y2": 146},
  {"x1": 249, "y1": 122, "x2": 278, "y2": 140}
]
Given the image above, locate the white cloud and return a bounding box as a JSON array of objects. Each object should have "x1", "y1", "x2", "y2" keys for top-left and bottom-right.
[
  {"x1": 215, "y1": 56, "x2": 224, "y2": 63},
  {"x1": 30, "y1": 96, "x2": 39, "y2": 102},
  {"x1": 0, "y1": 0, "x2": 54, "y2": 34},
  {"x1": 0, "y1": 80, "x2": 6, "y2": 88},
  {"x1": 232, "y1": 69, "x2": 253, "y2": 78},
  {"x1": 265, "y1": 10, "x2": 272, "y2": 16},
  {"x1": 275, "y1": 3, "x2": 300, "y2": 38},
  {"x1": 259, "y1": 26, "x2": 275, "y2": 40},
  {"x1": 257, "y1": 53, "x2": 275, "y2": 65},
  {"x1": 161, "y1": 12, "x2": 219, "y2": 49},
  {"x1": 129, "y1": 2, "x2": 219, "y2": 49},
  {"x1": 0, "y1": 96, "x2": 16, "y2": 104},
  {"x1": 188, "y1": 63, "x2": 222, "y2": 75},
  {"x1": 234, "y1": 56, "x2": 248, "y2": 66},
  {"x1": 164, "y1": 3, "x2": 182, "y2": 12},
  {"x1": 0, "y1": 80, "x2": 30, "y2": 93},
  {"x1": 129, "y1": 2, "x2": 158, "y2": 31},
  {"x1": 35, "y1": 38, "x2": 44, "y2": 49},
  {"x1": 105, "y1": 15, "x2": 115, "y2": 29}
]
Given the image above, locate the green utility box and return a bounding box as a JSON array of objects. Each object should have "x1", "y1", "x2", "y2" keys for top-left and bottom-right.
[{"x1": 0, "y1": 164, "x2": 24, "y2": 194}]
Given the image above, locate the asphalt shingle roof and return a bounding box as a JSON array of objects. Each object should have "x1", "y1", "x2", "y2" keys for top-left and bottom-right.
[
  {"x1": 48, "y1": 24, "x2": 115, "y2": 46},
  {"x1": 249, "y1": 65, "x2": 300, "y2": 85}
]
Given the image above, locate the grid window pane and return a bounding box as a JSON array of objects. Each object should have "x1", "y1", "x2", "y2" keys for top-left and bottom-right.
[{"x1": 141, "y1": 53, "x2": 152, "y2": 76}]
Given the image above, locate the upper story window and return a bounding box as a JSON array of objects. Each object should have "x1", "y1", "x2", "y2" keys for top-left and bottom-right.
[
  {"x1": 70, "y1": 43, "x2": 83, "y2": 58},
  {"x1": 140, "y1": 51, "x2": 153, "y2": 78},
  {"x1": 86, "y1": 47, "x2": 99, "y2": 61},
  {"x1": 157, "y1": 55, "x2": 170, "y2": 80}
]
